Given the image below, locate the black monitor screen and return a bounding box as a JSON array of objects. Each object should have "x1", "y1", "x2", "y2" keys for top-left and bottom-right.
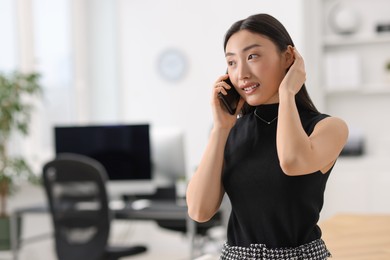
[{"x1": 54, "y1": 124, "x2": 151, "y2": 180}]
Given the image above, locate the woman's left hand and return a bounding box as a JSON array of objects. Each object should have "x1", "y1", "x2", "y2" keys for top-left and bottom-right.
[{"x1": 279, "y1": 47, "x2": 306, "y2": 95}]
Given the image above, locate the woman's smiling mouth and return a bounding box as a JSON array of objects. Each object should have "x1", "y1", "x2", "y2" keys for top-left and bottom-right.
[{"x1": 242, "y1": 83, "x2": 260, "y2": 94}]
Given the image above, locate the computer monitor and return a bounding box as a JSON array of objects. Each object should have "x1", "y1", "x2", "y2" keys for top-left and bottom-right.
[
  {"x1": 150, "y1": 127, "x2": 187, "y2": 186},
  {"x1": 54, "y1": 124, "x2": 155, "y2": 198}
]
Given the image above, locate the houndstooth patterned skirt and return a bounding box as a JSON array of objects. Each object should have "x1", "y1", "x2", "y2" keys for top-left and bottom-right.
[{"x1": 220, "y1": 238, "x2": 331, "y2": 260}]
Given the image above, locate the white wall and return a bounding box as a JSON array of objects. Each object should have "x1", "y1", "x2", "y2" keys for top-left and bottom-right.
[
  {"x1": 114, "y1": 0, "x2": 304, "y2": 175},
  {"x1": 0, "y1": 0, "x2": 17, "y2": 71},
  {"x1": 86, "y1": 0, "x2": 120, "y2": 122}
]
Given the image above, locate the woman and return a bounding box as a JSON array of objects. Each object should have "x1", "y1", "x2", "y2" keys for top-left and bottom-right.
[{"x1": 186, "y1": 13, "x2": 348, "y2": 259}]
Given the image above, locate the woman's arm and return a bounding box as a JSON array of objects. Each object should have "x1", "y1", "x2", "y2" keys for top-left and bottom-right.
[
  {"x1": 186, "y1": 74, "x2": 244, "y2": 222},
  {"x1": 277, "y1": 48, "x2": 349, "y2": 176},
  {"x1": 186, "y1": 127, "x2": 229, "y2": 222}
]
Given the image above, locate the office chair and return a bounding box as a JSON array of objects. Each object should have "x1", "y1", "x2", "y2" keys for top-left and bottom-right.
[{"x1": 42, "y1": 153, "x2": 147, "y2": 260}]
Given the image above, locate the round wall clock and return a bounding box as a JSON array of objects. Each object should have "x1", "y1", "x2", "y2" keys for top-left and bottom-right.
[{"x1": 157, "y1": 49, "x2": 187, "y2": 82}]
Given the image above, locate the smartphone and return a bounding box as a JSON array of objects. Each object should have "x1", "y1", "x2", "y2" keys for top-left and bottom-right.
[{"x1": 218, "y1": 77, "x2": 240, "y2": 115}]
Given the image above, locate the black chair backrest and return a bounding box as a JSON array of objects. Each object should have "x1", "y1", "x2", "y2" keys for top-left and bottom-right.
[{"x1": 43, "y1": 153, "x2": 111, "y2": 260}]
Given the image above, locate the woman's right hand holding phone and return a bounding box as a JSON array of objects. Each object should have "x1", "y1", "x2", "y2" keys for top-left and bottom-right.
[{"x1": 211, "y1": 74, "x2": 244, "y2": 130}]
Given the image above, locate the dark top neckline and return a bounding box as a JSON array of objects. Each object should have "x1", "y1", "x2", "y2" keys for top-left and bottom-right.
[{"x1": 254, "y1": 103, "x2": 279, "y2": 123}]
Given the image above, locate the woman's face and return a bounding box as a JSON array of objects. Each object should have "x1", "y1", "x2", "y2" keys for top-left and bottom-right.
[{"x1": 225, "y1": 30, "x2": 290, "y2": 105}]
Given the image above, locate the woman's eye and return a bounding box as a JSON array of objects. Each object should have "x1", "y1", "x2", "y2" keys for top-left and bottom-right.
[
  {"x1": 227, "y1": 60, "x2": 235, "y2": 66},
  {"x1": 248, "y1": 54, "x2": 258, "y2": 60}
]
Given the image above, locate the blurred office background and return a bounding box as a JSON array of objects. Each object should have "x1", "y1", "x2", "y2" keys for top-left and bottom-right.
[{"x1": 1, "y1": 0, "x2": 390, "y2": 259}]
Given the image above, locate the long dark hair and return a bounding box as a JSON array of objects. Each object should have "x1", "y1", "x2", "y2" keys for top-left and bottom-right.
[{"x1": 224, "y1": 13, "x2": 319, "y2": 114}]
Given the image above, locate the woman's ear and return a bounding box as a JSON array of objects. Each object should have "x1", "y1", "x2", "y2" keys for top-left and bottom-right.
[{"x1": 284, "y1": 45, "x2": 294, "y2": 69}]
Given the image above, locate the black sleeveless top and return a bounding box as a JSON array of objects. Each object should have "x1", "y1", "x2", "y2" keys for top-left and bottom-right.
[{"x1": 222, "y1": 103, "x2": 331, "y2": 248}]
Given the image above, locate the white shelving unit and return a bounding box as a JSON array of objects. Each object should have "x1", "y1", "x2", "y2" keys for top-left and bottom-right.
[
  {"x1": 315, "y1": 0, "x2": 390, "y2": 135},
  {"x1": 323, "y1": 34, "x2": 390, "y2": 46},
  {"x1": 321, "y1": 0, "x2": 390, "y2": 96},
  {"x1": 304, "y1": 0, "x2": 390, "y2": 217}
]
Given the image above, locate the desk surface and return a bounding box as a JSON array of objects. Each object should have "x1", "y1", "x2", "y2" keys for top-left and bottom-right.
[
  {"x1": 14, "y1": 199, "x2": 189, "y2": 221},
  {"x1": 320, "y1": 214, "x2": 390, "y2": 260},
  {"x1": 114, "y1": 199, "x2": 189, "y2": 220}
]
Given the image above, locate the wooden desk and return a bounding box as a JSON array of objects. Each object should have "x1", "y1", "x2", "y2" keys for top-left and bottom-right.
[{"x1": 320, "y1": 214, "x2": 390, "y2": 260}]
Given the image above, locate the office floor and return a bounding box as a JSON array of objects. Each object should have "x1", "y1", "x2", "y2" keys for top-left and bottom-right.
[{"x1": 5, "y1": 183, "x2": 223, "y2": 260}]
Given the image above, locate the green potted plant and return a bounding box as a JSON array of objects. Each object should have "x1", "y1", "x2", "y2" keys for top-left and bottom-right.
[
  {"x1": 386, "y1": 60, "x2": 390, "y2": 84},
  {"x1": 0, "y1": 71, "x2": 42, "y2": 250}
]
